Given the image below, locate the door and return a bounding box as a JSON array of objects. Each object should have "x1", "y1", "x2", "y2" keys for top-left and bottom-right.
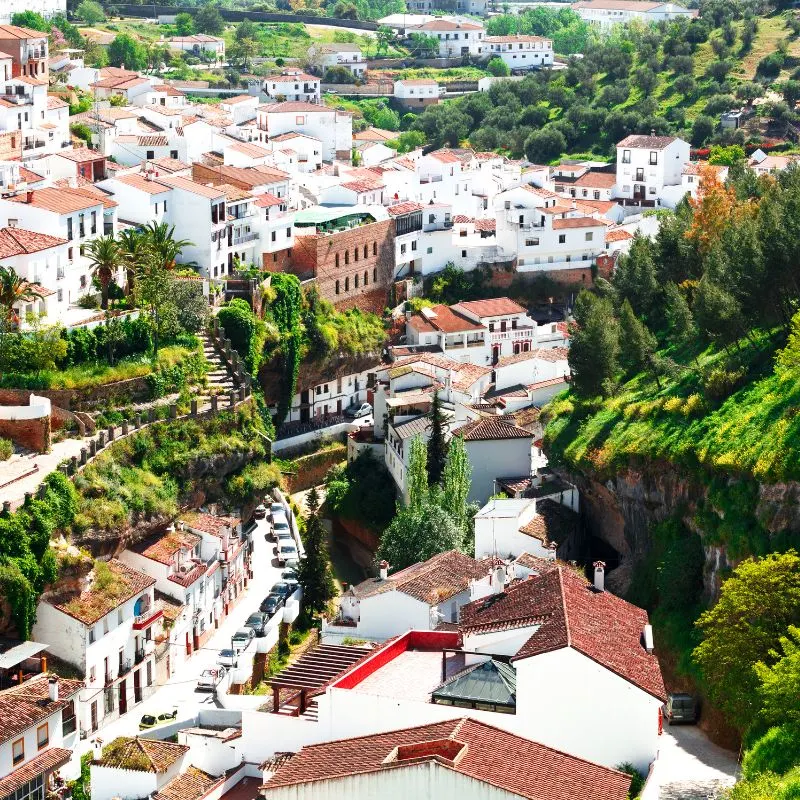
[
  {"x1": 633, "y1": 184, "x2": 646, "y2": 201},
  {"x1": 133, "y1": 669, "x2": 141, "y2": 704},
  {"x1": 492, "y1": 345, "x2": 500, "y2": 365},
  {"x1": 90, "y1": 701, "x2": 98, "y2": 732},
  {"x1": 119, "y1": 679, "x2": 127, "y2": 715},
  {"x1": 300, "y1": 389, "x2": 311, "y2": 423}
]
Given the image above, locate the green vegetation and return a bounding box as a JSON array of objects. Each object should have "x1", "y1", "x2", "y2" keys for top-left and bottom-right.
[
  {"x1": 0, "y1": 473, "x2": 78, "y2": 638},
  {"x1": 72, "y1": 401, "x2": 270, "y2": 536},
  {"x1": 297, "y1": 487, "x2": 336, "y2": 621},
  {"x1": 486, "y1": 6, "x2": 593, "y2": 55},
  {"x1": 218, "y1": 298, "x2": 268, "y2": 375}
]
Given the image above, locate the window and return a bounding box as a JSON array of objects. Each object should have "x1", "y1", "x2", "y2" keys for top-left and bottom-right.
[
  {"x1": 429, "y1": 213, "x2": 435, "y2": 223},
  {"x1": 558, "y1": 234, "x2": 566, "y2": 244},
  {"x1": 622, "y1": 149, "x2": 631, "y2": 164},
  {"x1": 411, "y1": 240, "x2": 416, "y2": 251},
  {"x1": 170, "y1": 150, "x2": 178, "y2": 159},
  {"x1": 37, "y1": 723, "x2": 48, "y2": 750},
  {"x1": 372, "y1": 242, "x2": 377, "y2": 255},
  {"x1": 146, "y1": 150, "x2": 155, "y2": 159},
  {"x1": 335, "y1": 253, "x2": 339, "y2": 268},
  {"x1": 649, "y1": 186, "x2": 656, "y2": 195},
  {"x1": 354, "y1": 247, "x2": 359, "y2": 262},
  {"x1": 461, "y1": 250, "x2": 467, "y2": 258},
  {"x1": 426, "y1": 246, "x2": 433, "y2": 254},
  {"x1": 363, "y1": 244, "x2": 368, "y2": 259},
  {"x1": 67, "y1": 218, "x2": 73, "y2": 241},
  {"x1": 12, "y1": 738, "x2": 24, "y2": 765},
  {"x1": 649, "y1": 151, "x2": 658, "y2": 165},
  {"x1": 373, "y1": 267, "x2": 377, "y2": 281},
  {"x1": 594, "y1": 190, "x2": 600, "y2": 200},
  {"x1": 335, "y1": 280, "x2": 340, "y2": 295},
  {"x1": 400, "y1": 243, "x2": 406, "y2": 255},
  {"x1": 354, "y1": 274, "x2": 359, "y2": 288},
  {"x1": 90, "y1": 666, "x2": 96, "y2": 683},
  {"x1": 271, "y1": 231, "x2": 276, "y2": 242},
  {"x1": 88, "y1": 627, "x2": 95, "y2": 644},
  {"x1": 344, "y1": 250, "x2": 349, "y2": 265},
  {"x1": 364, "y1": 270, "x2": 368, "y2": 285},
  {"x1": 295, "y1": 115, "x2": 306, "y2": 125},
  {"x1": 585, "y1": 232, "x2": 593, "y2": 241},
  {"x1": 525, "y1": 238, "x2": 539, "y2": 246}
]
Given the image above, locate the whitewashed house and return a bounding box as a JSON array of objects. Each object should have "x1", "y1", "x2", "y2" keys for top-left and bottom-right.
[
  {"x1": 394, "y1": 79, "x2": 442, "y2": 108},
  {"x1": 415, "y1": 19, "x2": 486, "y2": 58},
  {"x1": 308, "y1": 44, "x2": 366, "y2": 78},
  {"x1": 484, "y1": 35, "x2": 554, "y2": 70},
  {"x1": 256, "y1": 102, "x2": 352, "y2": 162},
  {"x1": 323, "y1": 550, "x2": 494, "y2": 642},
  {"x1": 614, "y1": 134, "x2": 690, "y2": 208},
  {"x1": 167, "y1": 34, "x2": 225, "y2": 63},
  {"x1": 32, "y1": 559, "x2": 158, "y2": 735},
  {"x1": 263, "y1": 71, "x2": 320, "y2": 104},
  {"x1": 572, "y1": 0, "x2": 697, "y2": 29}
]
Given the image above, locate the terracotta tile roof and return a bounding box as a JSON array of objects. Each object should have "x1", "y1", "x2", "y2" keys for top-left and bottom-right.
[
  {"x1": 255, "y1": 192, "x2": 284, "y2": 208},
  {"x1": 0, "y1": 748, "x2": 71, "y2": 797},
  {"x1": 410, "y1": 304, "x2": 484, "y2": 335},
  {"x1": 617, "y1": 134, "x2": 678, "y2": 149},
  {"x1": 153, "y1": 84, "x2": 186, "y2": 97},
  {"x1": 452, "y1": 298, "x2": 526, "y2": 318},
  {"x1": 527, "y1": 376, "x2": 568, "y2": 391},
  {"x1": 552, "y1": 216, "x2": 608, "y2": 230},
  {"x1": 387, "y1": 200, "x2": 423, "y2": 216},
  {"x1": 52, "y1": 559, "x2": 155, "y2": 626},
  {"x1": 92, "y1": 76, "x2": 150, "y2": 90},
  {"x1": 47, "y1": 95, "x2": 69, "y2": 109},
  {"x1": 575, "y1": 199, "x2": 617, "y2": 216},
  {"x1": 8, "y1": 187, "x2": 105, "y2": 214},
  {"x1": 267, "y1": 72, "x2": 317, "y2": 83},
  {"x1": 462, "y1": 567, "x2": 666, "y2": 700},
  {"x1": 0, "y1": 227, "x2": 67, "y2": 258},
  {"x1": 98, "y1": 737, "x2": 188, "y2": 773},
  {"x1": 452, "y1": 417, "x2": 533, "y2": 442},
  {"x1": 0, "y1": 675, "x2": 83, "y2": 746},
  {"x1": 475, "y1": 218, "x2": 496, "y2": 231},
  {"x1": 497, "y1": 346, "x2": 569, "y2": 368},
  {"x1": 263, "y1": 717, "x2": 631, "y2": 800},
  {"x1": 153, "y1": 767, "x2": 223, "y2": 800},
  {"x1": 261, "y1": 101, "x2": 333, "y2": 113},
  {"x1": 453, "y1": 214, "x2": 473, "y2": 224},
  {"x1": 56, "y1": 147, "x2": 103, "y2": 163},
  {"x1": 522, "y1": 184, "x2": 560, "y2": 199},
  {"x1": 69, "y1": 185, "x2": 118, "y2": 209},
  {"x1": 170, "y1": 34, "x2": 224, "y2": 43},
  {"x1": 18, "y1": 167, "x2": 44, "y2": 184},
  {"x1": 115, "y1": 173, "x2": 172, "y2": 195},
  {"x1": 606, "y1": 228, "x2": 634, "y2": 243},
  {"x1": 151, "y1": 156, "x2": 190, "y2": 173},
  {"x1": 131, "y1": 528, "x2": 201, "y2": 565},
  {"x1": 351, "y1": 550, "x2": 489, "y2": 604},
  {"x1": 181, "y1": 511, "x2": 240, "y2": 538},
  {"x1": 419, "y1": 19, "x2": 484, "y2": 30},
  {"x1": 219, "y1": 183, "x2": 254, "y2": 202},
  {"x1": 228, "y1": 140, "x2": 270, "y2": 158},
  {"x1": 156, "y1": 174, "x2": 224, "y2": 200},
  {"x1": 518, "y1": 499, "x2": 578, "y2": 547},
  {"x1": 571, "y1": 170, "x2": 617, "y2": 189},
  {"x1": 0, "y1": 24, "x2": 46, "y2": 39},
  {"x1": 340, "y1": 178, "x2": 384, "y2": 193},
  {"x1": 427, "y1": 148, "x2": 461, "y2": 164},
  {"x1": 514, "y1": 552, "x2": 561, "y2": 572},
  {"x1": 485, "y1": 34, "x2": 551, "y2": 43}
]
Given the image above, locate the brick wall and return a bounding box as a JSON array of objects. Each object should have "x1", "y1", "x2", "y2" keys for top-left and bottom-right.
[
  {"x1": 289, "y1": 219, "x2": 394, "y2": 309},
  {"x1": 0, "y1": 132, "x2": 22, "y2": 162},
  {"x1": 0, "y1": 415, "x2": 50, "y2": 453},
  {"x1": 261, "y1": 247, "x2": 292, "y2": 273}
]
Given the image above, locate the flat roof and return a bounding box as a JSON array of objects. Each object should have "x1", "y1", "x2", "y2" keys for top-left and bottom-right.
[{"x1": 0, "y1": 639, "x2": 46, "y2": 670}]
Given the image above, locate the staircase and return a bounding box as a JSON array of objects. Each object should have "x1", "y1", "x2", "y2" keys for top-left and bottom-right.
[{"x1": 197, "y1": 328, "x2": 237, "y2": 407}]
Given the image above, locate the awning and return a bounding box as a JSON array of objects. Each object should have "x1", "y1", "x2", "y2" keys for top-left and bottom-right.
[{"x1": 0, "y1": 639, "x2": 47, "y2": 671}]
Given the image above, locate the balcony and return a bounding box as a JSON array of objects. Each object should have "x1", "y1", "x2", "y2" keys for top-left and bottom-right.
[
  {"x1": 233, "y1": 231, "x2": 259, "y2": 245},
  {"x1": 104, "y1": 672, "x2": 112, "y2": 687},
  {"x1": 22, "y1": 141, "x2": 46, "y2": 152},
  {"x1": 118, "y1": 659, "x2": 132, "y2": 677},
  {"x1": 490, "y1": 327, "x2": 535, "y2": 343},
  {"x1": 134, "y1": 648, "x2": 145, "y2": 665},
  {"x1": 132, "y1": 607, "x2": 163, "y2": 630}
]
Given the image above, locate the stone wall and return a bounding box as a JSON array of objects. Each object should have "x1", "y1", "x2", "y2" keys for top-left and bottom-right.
[
  {"x1": 0, "y1": 376, "x2": 152, "y2": 411},
  {"x1": 282, "y1": 444, "x2": 346, "y2": 493},
  {"x1": 0, "y1": 414, "x2": 50, "y2": 453}
]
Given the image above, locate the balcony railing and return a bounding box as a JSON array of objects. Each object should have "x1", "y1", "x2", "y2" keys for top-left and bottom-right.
[
  {"x1": 104, "y1": 672, "x2": 112, "y2": 687},
  {"x1": 118, "y1": 659, "x2": 132, "y2": 677},
  {"x1": 490, "y1": 328, "x2": 535, "y2": 343},
  {"x1": 132, "y1": 607, "x2": 163, "y2": 630},
  {"x1": 233, "y1": 231, "x2": 259, "y2": 245},
  {"x1": 134, "y1": 648, "x2": 145, "y2": 665},
  {"x1": 62, "y1": 716, "x2": 77, "y2": 736}
]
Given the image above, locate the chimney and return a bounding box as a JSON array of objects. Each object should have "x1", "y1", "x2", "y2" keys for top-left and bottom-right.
[
  {"x1": 651, "y1": 129, "x2": 656, "y2": 137},
  {"x1": 379, "y1": 560, "x2": 389, "y2": 580},
  {"x1": 25, "y1": 190, "x2": 33, "y2": 204},
  {"x1": 492, "y1": 564, "x2": 505, "y2": 595},
  {"x1": 92, "y1": 738, "x2": 104, "y2": 762},
  {"x1": 48, "y1": 675, "x2": 59, "y2": 702},
  {"x1": 593, "y1": 561, "x2": 605, "y2": 592},
  {"x1": 643, "y1": 623, "x2": 654, "y2": 654}
]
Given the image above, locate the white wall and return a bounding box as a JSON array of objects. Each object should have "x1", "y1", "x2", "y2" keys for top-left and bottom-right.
[
  {"x1": 0, "y1": 706, "x2": 67, "y2": 776},
  {"x1": 350, "y1": 590, "x2": 431, "y2": 641},
  {"x1": 91, "y1": 765, "x2": 159, "y2": 800},
  {"x1": 464, "y1": 437, "x2": 532, "y2": 505}
]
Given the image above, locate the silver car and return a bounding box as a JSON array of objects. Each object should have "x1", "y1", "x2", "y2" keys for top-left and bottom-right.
[{"x1": 278, "y1": 543, "x2": 299, "y2": 566}]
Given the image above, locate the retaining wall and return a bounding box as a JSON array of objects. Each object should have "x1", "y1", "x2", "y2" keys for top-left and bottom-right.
[{"x1": 0, "y1": 395, "x2": 51, "y2": 453}]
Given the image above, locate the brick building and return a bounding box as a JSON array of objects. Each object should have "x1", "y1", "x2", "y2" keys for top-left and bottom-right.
[{"x1": 291, "y1": 207, "x2": 394, "y2": 310}]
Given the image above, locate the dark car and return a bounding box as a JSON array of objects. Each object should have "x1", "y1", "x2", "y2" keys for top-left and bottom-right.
[
  {"x1": 245, "y1": 611, "x2": 269, "y2": 636},
  {"x1": 664, "y1": 693, "x2": 698, "y2": 724},
  {"x1": 260, "y1": 593, "x2": 285, "y2": 616},
  {"x1": 270, "y1": 581, "x2": 293, "y2": 599}
]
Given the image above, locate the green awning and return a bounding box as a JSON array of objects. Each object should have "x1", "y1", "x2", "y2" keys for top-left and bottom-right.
[{"x1": 294, "y1": 206, "x2": 374, "y2": 226}]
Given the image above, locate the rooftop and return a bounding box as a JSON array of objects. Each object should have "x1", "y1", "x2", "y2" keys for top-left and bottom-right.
[
  {"x1": 8, "y1": 187, "x2": 106, "y2": 214},
  {"x1": 617, "y1": 134, "x2": 679, "y2": 149},
  {"x1": 518, "y1": 499, "x2": 579, "y2": 547},
  {"x1": 181, "y1": 511, "x2": 240, "y2": 537},
  {"x1": 432, "y1": 658, "x2": 516, "y2": 709},
  {"x1": 153, "y1": 767, "x2": 223, "y2": 800},
  {"x1": 263, "y1": 716, "x2": 631, "y2": 800},
  {"x1": 53, "y1": 559, "x2": 155, "y2": 626},
  {"x1": 452, "y1": 417, "x2": 533, "y2": 442},
  {"x1": 97, "y1": 736, "x2": 189, "y2": 773},
  {"x1": 131, "y1": 528, "x2": 201, "y2": 565},
  {"x1": 452, "y1": 297, "x2": 526, "y2": 318},
  {"x1": 0, "y1": 227, "x2": 67, "y2": 259},
  {"x1": 408, "y1": 304, "x2": 484, "y2": 335}
]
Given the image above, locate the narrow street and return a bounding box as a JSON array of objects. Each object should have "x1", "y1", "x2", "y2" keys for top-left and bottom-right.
[{"x1": 79, "y1": 516, "x2": 282, "y2": 747}]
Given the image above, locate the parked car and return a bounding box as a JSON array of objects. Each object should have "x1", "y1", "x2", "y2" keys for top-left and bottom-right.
[
  {"x1": 276, "y1": 529, "x2": 294, "y2": 542},
  {"x1": 254, "y1": 504, "x2": 267, "y2": 520},
  {"x1": 664, "y1": 693, "x2": 698, "y2": 724},
  {"x1": 260, "y1": 594, "x2": 285, "y2": 616},
  {"x1": 231, "y1": 628, "x2": 255, "y2": 653},
  {"x1": 217, "y1": 648, "x2": 239, "y2": 669},
  {"x1": 139, "y1": 710, "x2": 177, "y2": 730},
  {"x1": 196, "y1": 667, "x2": 226, "y2": 691},
  {"x1": 344, "y1": 401, "x2": 372, "y2": 419},
  {"x1": 270, "y1": 581, "x2": 293, "y2": 599},
  {"x1": 283, "y1": 557, "x2": 300, "y2": 572},
  {"x1": 245, "y1": 612, "x2": 269, "y2": 636},
  {"x1": 281, "y1": 567, "x2": 297, "y2": 582},
  {"x1": 269, "y1": 502, "x2": 285, "y2": 520},
  {"x1": 277, "y1": 543, "x2": 298, "y2": 566}
]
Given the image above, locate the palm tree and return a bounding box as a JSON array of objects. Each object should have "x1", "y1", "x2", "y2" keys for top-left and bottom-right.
[
  {"x1": 85, "y1": 235, "x2": 121, "y2": 310},
  {"x1": 117, "y1": 227, "x2": 148, "y2": 295},
  {"x1": 0, "y1": 265, "x2": 43, "y2": 324},
  {"x1": 141, "y1": 222, "x2": 193, "y2": 271}
]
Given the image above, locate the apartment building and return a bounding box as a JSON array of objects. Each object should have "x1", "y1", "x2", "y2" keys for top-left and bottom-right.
[
  {"x1": 263, "y1": 71, "x2": 321, "y2": 104},
  {"x1": 615, "y1": 134, "x2": 690, "y2": 207},
  {"x1": 0, "y1": 25, "x2": 48, "y2": 79},
  {"x1": 484, "y1": 35, "x2": 554, "y2": 70},
  {"x1": 256, "y1": 101, "x2": 352, "y2": 162},
  {"x1": 32, "y1": 559, "x2": 158, "y2": 735},
  {"x1": 415, "y1": 19, "x2": 486, "y2": 58}
]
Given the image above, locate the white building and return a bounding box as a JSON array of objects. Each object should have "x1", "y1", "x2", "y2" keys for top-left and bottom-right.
[
  {"x1": 0, "y1": 1, "x2": 65, "y2": 25},
  {"x1": 415, "y1": 19, "x2": 486, "y2": 58},
  {"x1": 167, "y1": 34, "x2": 225, "y2": 63},
  {"x1": 308, "y1": 44, "x2": 366, "y2": 78},
  {"x1": 681, "y1": 162, "x2": 728, "y2": 199},
  {"x1": 552, "y1": 163, "x2": 618, "y2": 201},
  {"x1": 615, "y1": 134, "x2": 691, "y2": 207},
  {"x1": 572, "y1": 0, "x2": 697, "y2": 29},
  {"x1": 256, "y1": 102, "x2": 352, "y2": 162},
  {"x1": 0, "y1": 674, "x2": 82, "y2": 800},
  {"x1": 484, "y1": 36, "x2": 554, "y2": 70},
  {"x1": 263, "y1": 71, "x2": 321, "y2": 104},
  {"x1": 323, "y1": 550, "x2": 494, "y2": 642},
  {"x1": 394, "y1": 79, "x2": 442, "y2": 108},
  {"x1": 32, "y1": 559, "x2": 159, "y2": 735}
]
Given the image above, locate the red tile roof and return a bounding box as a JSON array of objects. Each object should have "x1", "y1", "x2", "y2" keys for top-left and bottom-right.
[
  {"x1": 426, "y1": 149, "x2": 461, "y2": 164},
  {"x1": 0, "y1": 227, "x2": 67, "y2": 258},
  {"x1": 267, "y1": 72, "x2": 318, "y2": 83},
  {"x1": 452, "y1": 417, "x2": 533, "y2": 441},
  {"x1": 552, "y1": 216, "x2": 608, "y2": 230},
  {"x1": 606, "y1": 229, "x2": 633, "y2": 243},
  {"x1": 0, "y1": 675, "x2": 83, "y2": 746},
  {"x1": 351, "y1": 550, "x2": 489, "y2": 604},
  {"x1": 261, "y1": 101, "x2": 333, "y2": 113},
  {"x1": 452, "y1": 298, "x2": 526, "y2": 318},
  {"x1": 461, "y1": 567, "x2": 666, "y2": 700},
  {"x1": 116, "y1": 173, "x2": 173, "y2": 195},
  {"x1": 57, "y1": 147, "x2": 104, "y2": 163},
  {"x1": 132, "y1": 529, "x2": 201, "y2": 565},
  {"x1": 409, "y1": 304, "x2": 484, "y2": 335},
  {"x1": 255, "y1": 192, "x2": 284, "y2": 208},
  {"x1": 181, "y1": 511, "x2": 240, "y2": 538},
  {"x1": 617, "y1": 134, "x2": 678, "y2": 149},
  {"x1": 98, "y1": 737, "x2": 188, "y2": 773},
  {"x1": 47, "y1": 95, "x2": 69, "y2": 109},
  {"x1": 475, "y1": 218, "x2": 496, "y2": 231},
  {"x1": 8, "y1": 187, "x2": 105, "y2": 214},
  {"x1": 0, "y1": 24, "x2": 46, "y2": 39},
  {"x1": 496, "y1": 346, "x2": 569, "y2": 368},
  {"x1": 0, "y1": 748, "x2": 71, "y2": 797},
  {"x1": 387, "y1": 200, "x2": 423, "y2": 216},
  {"x1": 263, "y1": 717, "x2": 631, "y2": 800},
  {"x1": 153, "y1": 766, "x2": 223, "y2": 800}
]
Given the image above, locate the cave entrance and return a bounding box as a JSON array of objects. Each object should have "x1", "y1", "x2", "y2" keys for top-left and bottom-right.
[{"x1": 585, "y1": 535, "x2": 621, "y2": 576}]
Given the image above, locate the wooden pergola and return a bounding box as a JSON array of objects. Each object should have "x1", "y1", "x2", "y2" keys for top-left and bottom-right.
[{"x1": 270, "y1": 644, "x2": 372, "y2": 714}]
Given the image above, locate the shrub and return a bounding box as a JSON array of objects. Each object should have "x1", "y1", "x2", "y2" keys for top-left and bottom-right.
[
  {"x1": 703, "y1": 365, "x2": 746, "y2": 402},
  {"x1": 743, "y1": 723, "x2": 800, "y2": 780},
  {"x1": 0, "y1": 438, "x2": 13, "y2": 461},
  {"x1": 616, "y1": 763, "x2": 645, "y2": 799}
]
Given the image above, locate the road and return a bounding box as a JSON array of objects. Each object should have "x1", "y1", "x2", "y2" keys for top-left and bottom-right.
[{"x1": 81, "y1": 516, "x2": 282, "y2": 747}]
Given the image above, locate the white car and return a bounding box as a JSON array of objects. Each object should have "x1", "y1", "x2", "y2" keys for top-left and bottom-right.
[
  {"x1": 197, "y1": 667, "x2": 226, "y2": 691},
  {"x1": 277, "y1": 543, "x2": 299, "y2": 566},
  {"x1": 217, "y1": 649, "x2": 238, "y2": 669},
  {"x1": 345, "y1": 401, "x2": 372, "y2": 419}
]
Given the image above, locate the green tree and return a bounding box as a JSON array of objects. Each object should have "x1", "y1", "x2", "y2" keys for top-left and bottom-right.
[
  {"x1": 134, "y1": 252, "x2": 177, "y2": 354},
  {"x1": 408, "y1": 32, "x2": 439, "y2": 57},
  {"x1": 0, "y1": 266, "x2": 43, "y2": 323},
  {"x1": 407, "y1": 435, "x2": 429, "y2": 510},
  {"x1": 694, "y1": 551, "x2": 800, "y2": 729},
  {"x1": 693, "y1": 276, "x2": 744, "y2": 347},
  {"x1": 487, "y1": 57, "x2": 510, "y2": 77},
  {"x1": 141, "y1": 221, "x2": 192, "y2": 271},
  {"x1": 663, "y1": 282, "x2": 695, "y2": 348},
  {"x1": 195, "y1": 6, "x2": 225, "y2": 36},
  {"x1": 613, "y1": 233, "x2": 659, "y2": 318},
  {"x1": 755, "y1": 626, "x2": 800, "y2": 729},
  {"x1": 76, "y1": 1, "x2": 105, "y2": 24},
  {"x1": 174, "y1": 12, "x2": 195, "y2": 36},
  {"x1": 85, "y1": 236, "x2": 121, "y2": 311},
  {"x1": 235, "y1": 19, "x2": 257, "y2": 40},
  {"x1": 568, "y1": 291, "x2": 620, "y2": 398},
  {"x1": 297, "y1": 486, "x2": 336, "y2": 620},
  {"x1": 229, "y1": 38, "x2": 258, "y2": 70},
  {"x1": 691, "y1": 114, "x2": 715, "y2": 147},
  {"x1": 218, "y1": 299, "x2": 255, "y2": 361},
  {"x1": 619, "y1": 300, "x2": 656, "y2": 375},
  {"x1": 440, "y1": 434, "x2": 473, "y2": 542},
  {"x1": 524, "y1": 126, "x2": 566, "y2": 163},
  {"x1": 426, "y1": 392, "x2": 448, "y2": 486},
  {"x1": 376, "y1": 25, "x2": 394, "y2": 55},
  {"x1": 10, "y1": 11, "x2": 49, "y2": 30},
  {"x1": 108, "y1": 35, "x2": 148, "y2": 72},
  {"x1": 708, "y1": 144, "x2": 745, "y2": 166}
]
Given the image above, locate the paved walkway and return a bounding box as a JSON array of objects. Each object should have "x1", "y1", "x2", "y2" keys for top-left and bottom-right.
[{"x1": 648, "y1": 726, "x2": 739, "y2": 800}]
